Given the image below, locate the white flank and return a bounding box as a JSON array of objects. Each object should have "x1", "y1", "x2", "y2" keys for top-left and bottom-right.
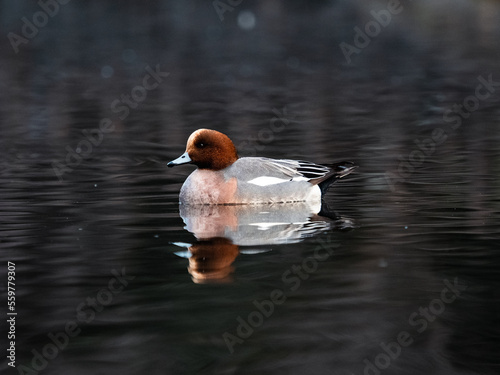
[{"x1": 247, "y1": 176, "x2": 289, "y2": 186}]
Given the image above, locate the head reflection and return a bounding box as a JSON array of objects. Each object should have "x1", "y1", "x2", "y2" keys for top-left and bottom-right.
[{"x1": 184, "y1": 237, "x2": 239, "y2": 283}]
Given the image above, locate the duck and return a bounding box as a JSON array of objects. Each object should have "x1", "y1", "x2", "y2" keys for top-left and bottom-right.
[{"x1": 167, "y1": 129, "x2": 356, "y2": 205}]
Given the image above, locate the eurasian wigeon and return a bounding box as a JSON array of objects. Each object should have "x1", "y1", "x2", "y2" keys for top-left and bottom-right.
[{"x1": 168, "y1": 129, "x2": 356, "y2": 205}]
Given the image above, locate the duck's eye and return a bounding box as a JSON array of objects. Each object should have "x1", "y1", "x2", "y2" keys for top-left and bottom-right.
[{"x1": 196, "y1": 142, "x2": 205, "y2": 148}]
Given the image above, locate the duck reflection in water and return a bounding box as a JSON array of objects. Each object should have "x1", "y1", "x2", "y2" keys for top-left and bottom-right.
[{"x1": 173, "y1": 203, "x2": 354, "y2": 283}]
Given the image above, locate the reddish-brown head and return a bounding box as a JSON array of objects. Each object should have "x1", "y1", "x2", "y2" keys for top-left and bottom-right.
[{"x1": 168, "y1": 129, "x2": 239, "y2": 171}]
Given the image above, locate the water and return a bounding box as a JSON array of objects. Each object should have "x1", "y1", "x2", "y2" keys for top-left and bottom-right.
[{"x1": 1, "y1": 1, "x2": 500, "y2": 374}]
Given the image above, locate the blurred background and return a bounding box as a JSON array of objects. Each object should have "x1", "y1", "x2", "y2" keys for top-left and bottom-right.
[{"x1": 1, "y1": 1, "x2": 500, "y2": 374}]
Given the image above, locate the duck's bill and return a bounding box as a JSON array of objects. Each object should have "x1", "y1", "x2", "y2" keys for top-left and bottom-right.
[{"x1": 167, "y1": 151, "x2": 191, "y2": 167}]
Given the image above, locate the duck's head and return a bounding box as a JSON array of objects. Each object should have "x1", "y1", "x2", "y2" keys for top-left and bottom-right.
[{"x1": 168, "y1": 129, "x2": 239, "y2": 171}]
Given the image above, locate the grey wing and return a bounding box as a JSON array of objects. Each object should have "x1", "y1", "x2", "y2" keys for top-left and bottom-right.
[
  {"x1": 226, "y1": 157, "x2": 331, "y2": 182},
  {"x1": 225, "y1": 157, "x2": 299, "y2": 181}
]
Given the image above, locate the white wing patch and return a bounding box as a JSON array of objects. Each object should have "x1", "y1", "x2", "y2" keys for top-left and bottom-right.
[
  {"x1": 290, "y1": 176, "x2": 309, "y2": 182},
  {"x1": 247, "y1": 176, "x2": 290, "y2": 186}
]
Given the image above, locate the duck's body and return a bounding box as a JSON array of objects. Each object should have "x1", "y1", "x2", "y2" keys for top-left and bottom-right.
[{"x1": 168, "y1": 129, "x2": 356, "y2": 205}]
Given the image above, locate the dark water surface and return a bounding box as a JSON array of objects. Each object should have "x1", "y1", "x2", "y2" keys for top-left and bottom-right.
[{"x1": 1, "y1": 1, "x2": 500, "y2": 374}]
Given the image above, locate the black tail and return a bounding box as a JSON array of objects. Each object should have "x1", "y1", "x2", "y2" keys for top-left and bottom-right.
[{"x1": 317, "y1": 161, "x2": 357, "y2": 194}]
